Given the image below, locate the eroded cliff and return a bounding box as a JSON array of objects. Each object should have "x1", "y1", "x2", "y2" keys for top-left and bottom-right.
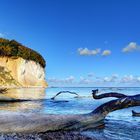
[{"x1": 0, "y1": 57, "x2": 47, "y2": 87}]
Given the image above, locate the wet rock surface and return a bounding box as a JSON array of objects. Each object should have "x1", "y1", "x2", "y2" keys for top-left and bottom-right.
[{"x1": 0, "y1": 131, "x2": 97, "y2": 140}]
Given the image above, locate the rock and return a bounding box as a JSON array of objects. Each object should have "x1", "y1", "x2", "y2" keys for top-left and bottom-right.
[
  {"x1": 0, "y1": 38, "x2": 47, "y2": 88},
  {"x1": 0, "y1": 132, "x2": 96, "y2": 140},
  {"x1": 0, "y1": 57, "x2": 47, "y2": 87},
  {"x1": 0, "y1": 135, "x2": 5, "y2": 140}
]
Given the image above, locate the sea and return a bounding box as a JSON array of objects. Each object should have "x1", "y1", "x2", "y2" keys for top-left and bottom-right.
[{"x1": 0, "y1": 87, "x2": 140, "y2": 140}]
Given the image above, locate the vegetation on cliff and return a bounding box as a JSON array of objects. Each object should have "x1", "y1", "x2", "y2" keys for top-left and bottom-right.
[{"x1": 0, "y1": 38, "x2": 46, "y2": 68}]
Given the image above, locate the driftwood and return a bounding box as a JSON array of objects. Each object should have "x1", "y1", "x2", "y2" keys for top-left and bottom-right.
[
  {"x1": 92, "y1": 89, "x2": 127, "y2": 99},
  {"x1": 0, "y1": 89, "x2": 140, "y2": 133},
  {"x1": 92, "y1": 90, "x2": 140, "y2": 117},
  {"x1": 132, "y1": 110, "x2": 140, "y2": 116},
  {"x1": 51, "y1": 91, "x2": 79, "y2": 100}
]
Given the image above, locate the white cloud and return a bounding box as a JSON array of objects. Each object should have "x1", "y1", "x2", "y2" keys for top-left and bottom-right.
[
  {"x1": 102, "y1": 50, "x2": 111, "y2": 56},
  {"x1": 78, "y1": 48, "x2": 101, "y2": 56},
  {"x1": 102, "y1": 74, "x2": 140, "y2": 84},
  {"x1": 137, "y1": 77, "x2": 140, "y2": 82},
  {"x1": 47, "y1": 78, "x2": 59, "y2": 83},
  {"x1": 120, "y1": 75, "x2": 140, "y2": 83},
  {"x1": 0, "y1": 33, "x2": 4, "y2": 37},
  {"x1": 48, "y1": 74, "x2": 140, "y2": 86},
  {"x1": 122, "y1": 42, "x2": 140, "y2": 53},
  {"x1": 65, "y1": 76, "x2": 75, "y2": 83},
  {"x1": 87, "y1": 73, "x2": 94, "y2": 77},
  {"x1": 121, "y1": 75, "x2": 134, "y2": 83},
  {"x1": 47, "y1": 76, "x2": 75, "y2": 84},
  {"x1": 103, "y1": 77, "x2": 111, "y2": 82},
  {"x1": 78, "y1": 48, "x2": 112, "y2": 56},
  {"x1": 79, "y1": 77, "x2": 93, "y2": 84},
  {"x1": 78, "y1": 74, "x2": 119, "y2": 85},
  {"x1": 103, "y1": 74, "x2": 118, "y2": 82}
]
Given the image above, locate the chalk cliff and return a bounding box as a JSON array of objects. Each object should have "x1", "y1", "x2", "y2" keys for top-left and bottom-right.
[
  {"x1": 0, "y1": 38, "x2": 47, "y2": 87},
  {"x1": 0, "y1": 57, "x2": 47, "y2": 87}
]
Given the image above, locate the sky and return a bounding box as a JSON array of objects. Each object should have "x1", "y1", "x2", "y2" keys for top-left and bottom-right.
[{"x1": 0, "y1": 0, "x2": 140, "y2": 87}]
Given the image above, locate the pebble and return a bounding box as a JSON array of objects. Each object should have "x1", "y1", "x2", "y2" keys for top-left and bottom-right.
[{"x1": 0, "y1": 131, "x2": 97, "y2": 140}]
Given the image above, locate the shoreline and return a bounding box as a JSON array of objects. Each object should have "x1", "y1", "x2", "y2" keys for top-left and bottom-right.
[{"x1": 0, "y1": 86, "x2": 47, "y2": 89}]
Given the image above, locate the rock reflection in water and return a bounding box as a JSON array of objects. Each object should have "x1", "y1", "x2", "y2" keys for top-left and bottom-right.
[
  {"x1": 0, "y1": 88, "x2": 46, "y2": 100},
  {"x1": 0, "y1": 88, "x2": 46, "y2": 112}
]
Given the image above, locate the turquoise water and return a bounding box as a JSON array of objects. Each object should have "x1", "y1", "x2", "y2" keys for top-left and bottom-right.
[{"x1": 0, "y1": 87, "x2": 140, "y2": 140}]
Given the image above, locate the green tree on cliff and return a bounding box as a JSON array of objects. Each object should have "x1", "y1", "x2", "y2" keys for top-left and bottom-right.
[{"x1": 0, "y1": 38, "x2": 46, "y2": 68}]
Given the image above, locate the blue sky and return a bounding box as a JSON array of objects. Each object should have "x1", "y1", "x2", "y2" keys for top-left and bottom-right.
[{"x1": 0, "y1": 0, "x2": 140, "y2": 87}]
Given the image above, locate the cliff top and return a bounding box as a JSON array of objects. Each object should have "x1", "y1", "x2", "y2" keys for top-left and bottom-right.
[{"x1": 0, "y1": 38, "x2": 46, "y2": 68}]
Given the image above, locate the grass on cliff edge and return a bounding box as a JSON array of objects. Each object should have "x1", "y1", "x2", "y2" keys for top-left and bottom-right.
[{"x1": 0, "y1": 38, "x2": 46, "y2": 68}]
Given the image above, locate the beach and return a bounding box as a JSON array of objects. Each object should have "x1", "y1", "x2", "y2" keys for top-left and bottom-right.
[{"x1": 0, "y1": 87, "x2": 140, "y2": 139}]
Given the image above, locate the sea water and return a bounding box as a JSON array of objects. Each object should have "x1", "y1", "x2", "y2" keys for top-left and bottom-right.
[{"x1": 0, "y1": 87, "x2": 140, "y2": 140}]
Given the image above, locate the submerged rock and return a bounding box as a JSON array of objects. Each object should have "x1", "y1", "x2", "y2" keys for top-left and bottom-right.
[{"x1": 0, "y1": 38, "x2": 47, "y2": 87}]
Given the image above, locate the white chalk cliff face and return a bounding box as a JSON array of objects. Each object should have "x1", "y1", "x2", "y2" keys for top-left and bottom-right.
[{"x1": 0, "y1": 57, "x2": 47, "y2": 87}]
